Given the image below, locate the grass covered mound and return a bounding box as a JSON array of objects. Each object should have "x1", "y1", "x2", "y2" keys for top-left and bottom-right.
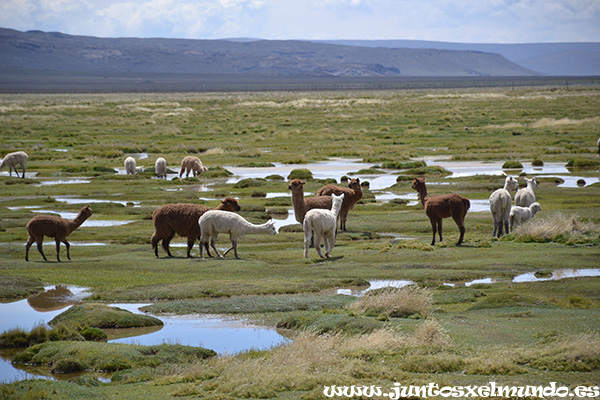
[
  {"x1": 0, "y1": 275, "x2": 44, "y2": 300},
  {"x1": 13, "y1": 341, "x2": 216, "y2": 374},
  {"x1": 49, "y1": 304, "x2": 163, "y2": 329}
]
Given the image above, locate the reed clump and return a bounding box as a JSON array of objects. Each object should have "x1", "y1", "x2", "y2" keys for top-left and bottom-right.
[
  {"x1": 348, "y1": 285, "x2": 433, "y2": 318},
  {"x1": 508, "y1": 213, "x2": 600, "y2": 244}
]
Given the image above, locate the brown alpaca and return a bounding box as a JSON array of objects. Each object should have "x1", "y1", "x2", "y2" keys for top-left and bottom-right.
[
  {"x1": 151, "y1": 198, "x2": 240, "y2": 258},
  {"x1": 25, "y1": 205, "x2": 93, "y2": 262},
  {"x1": 316, "y1": 178, "x2": 363, "y2": 231},
  {"x1": 411, "y1": 178, "x2": 470, "y2": 246},
  {"x1": 288, "y1": 179, "x2": 332, "y2": 223}
]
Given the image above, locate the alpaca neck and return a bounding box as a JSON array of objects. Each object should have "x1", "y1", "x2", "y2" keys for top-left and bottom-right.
[
  {"x1": 291, "y1": 190, "x2": 306, "y2": 214},
  {"x1": 331, "y1": 201, "x2": 343, "y2": 218},
  {"x1": 417, "y1": 185, "x2": 429, "y2": 207},
  {"x1": 241, "y1": 220, "x2": 271, "y2": 235},
  {"x1": 67, "y1": 211, "x2": 89, "y2": 233}
]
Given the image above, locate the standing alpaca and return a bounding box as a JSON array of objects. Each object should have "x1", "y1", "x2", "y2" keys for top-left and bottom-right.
[
  {"x1": 151, "y1": 198, "x2": 240, "y2": 258},
  {"x1": 1, "y1": 151, "x2": 28, "y2": 178},
  {"x1": 515, "y1": 177, "x2": 537, "y2": 207},
  {"x1": 510, "y1": 202, "x2": 542, "y2": 230},
  {"x1": 124, "y1": 157, "x2": 137, "y2": 175},
  {"x1": 316, "y1": 178, "x2": 363, "y2": 231},
  {"x1": 288, "y1": 179, "x2": 332, "y2": 224},
  {"x1": 199, "y1": 211, "x2": 277, "y2": 259},
  {"x1": 155, "y1": 157, "x2": 167, "y2": 179},
  {"x1": 412, "y1": 178, "x2": 470, "y2": 246},
  {"x1": 180, "y1": 156, "x2": 208, "y2": 178},
  {"x1": 25, "y1": 205, "x2": 93, "y2": 262},
  {"x1": 489, "y1": 176, "x2": 519, "y2": 238},
  {"x1": 303, "y1": 193, "x2": 344, "y2": 258}
]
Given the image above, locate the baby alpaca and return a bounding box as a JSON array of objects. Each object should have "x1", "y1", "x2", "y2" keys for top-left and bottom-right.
[
  {"x1": 180, "y1": 156, "x2": 208, "y2": 178},
  {"x1": 25, "y1": 205, "x2": 93, "y2": 262},
  {"x1": 1, "y1": 151, "x2": 28, "y2": 178},
  {"x1": 489, "y1": 176, "x2": 518, "y2": 238},
  {"x1": 303, "y1": 193, "x2": 344, "y2": 258},
  {"x1": 515, "y1": 177, "x2": 537, "y2": 207},
  {"x1": 155, "y1": 157, "x2": 167, "y2": 178},
  {"x1": 124, "y1": 157, "x2": 137, "y2": 175},
  {"x1": 510, "y1": 202, "x2": 541, "y2": 231},
  {"x1": 199, "y1": 211, "x2": 276, "y2": 259}
]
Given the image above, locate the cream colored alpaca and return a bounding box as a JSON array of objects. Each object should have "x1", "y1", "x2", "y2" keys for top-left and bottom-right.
[
  {"x1": 1, "y1": 151, "x2": 28, "y2": 178},
  {"x1": 303, "y1": 193, "x2": 344, "y2": 258}
]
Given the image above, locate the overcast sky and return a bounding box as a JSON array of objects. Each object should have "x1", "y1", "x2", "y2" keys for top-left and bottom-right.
[{"x1": 1, "y1": 0, "x2": 599, "y2": 43}]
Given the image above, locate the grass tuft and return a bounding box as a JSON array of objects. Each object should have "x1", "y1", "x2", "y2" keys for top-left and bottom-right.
[{"x1": 348, "y1": 285, "x2": 433, "y2": 318}]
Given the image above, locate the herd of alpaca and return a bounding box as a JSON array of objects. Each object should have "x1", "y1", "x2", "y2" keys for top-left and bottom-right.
[
  {"x1": 16, "y1": 147, "x2": 555, "y2": 261},
  {"x1": 489, "y1": 176, "x2": 541, "y2": 237}
]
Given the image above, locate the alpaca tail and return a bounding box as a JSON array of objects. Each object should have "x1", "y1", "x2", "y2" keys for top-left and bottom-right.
[{"x1": 462, "y1": 197, "x2": 471, "y2": 211}]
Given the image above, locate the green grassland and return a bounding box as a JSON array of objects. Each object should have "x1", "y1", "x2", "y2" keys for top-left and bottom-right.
[{"x1": 1, "y1": 86, "x2": 599, "y2": 399}]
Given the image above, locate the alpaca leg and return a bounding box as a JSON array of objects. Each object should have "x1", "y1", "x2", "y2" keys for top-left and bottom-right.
[
  {"x1": 492, "y1": 220, "x2": 498, "y2": 238},
  {"x1": 430, "y1": 219, "x2": 437, "y2": 245},
  {"x1": 437, "y1": 219, "x2": 443, "y2": 243},
  {"x1": 162, "y1": 238, "x2": 174, "y2": 257},
  {"x1": 503, "y1": 216, "x2": 510, "y2": 235},
  {"x1": 35, "y1": 239, "x2": 48, "y2": 262},
  {"x1": 25, "y1": 236, "x2": 35, "y2": 261},
  {"x1": 179, "y1": 166, "x2": 185, "y2": 178},
  {"x1": 55, "y1": 239, "x2": 61, "y2": 262},
  {"x1": 199, "y1": 239, "x2": 206, "y2": 259},
  {"x1": 210, "y1": 237, "x2": 222, "y2": 258},
  {"x1": 303, "y1": 225, "x2": 312, "y2": 258},
  {"x1": 452, "y1": 215, "x2": 465, "y2": 245},
  {"x1": 314, "y1": 234, "x2": 324, "y2": 258},
  {"x1": 186, "y1": 238, "x2": 195, "y2": 258},
  {"x1": 63, "y1": 240, "x2": 71, "y2": 260},
  {"x1": 151, "y1": 233, "x2": 160, "y2": 257},
  {"x1": 340, "y1": 209, "x2": 348, "y2": 231},
  {"x1": 21, "y1": 165, "x2": 25, "y2": 178},
  {"x1": 325, "y1": 231, "x2": 335, "y2": 258}
]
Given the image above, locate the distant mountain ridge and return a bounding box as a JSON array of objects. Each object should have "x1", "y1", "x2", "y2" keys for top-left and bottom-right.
[
  {"x1": 0, "y1": 28, "x2": 539, "y2": 77},
  {"x1": 318, "y1": 40, "x2": 600, "y2": 76}
]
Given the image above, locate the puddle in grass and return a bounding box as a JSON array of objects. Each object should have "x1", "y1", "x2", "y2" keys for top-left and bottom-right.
[
  {"x1": 35, "y1": 178, "x2": 92, "y2": 186},
  {"x1": 0, "y1": 286, "x2": 289, "y2": 383}
]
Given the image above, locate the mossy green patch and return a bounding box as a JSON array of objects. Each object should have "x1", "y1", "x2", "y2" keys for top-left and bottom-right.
[{"x1": 49, "y1": 304, "x2": 163, "y2": 329}]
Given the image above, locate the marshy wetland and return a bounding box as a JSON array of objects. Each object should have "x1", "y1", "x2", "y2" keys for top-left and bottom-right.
[{"x1": 1, "y1": 86, "x2": 599, "y2": 399}]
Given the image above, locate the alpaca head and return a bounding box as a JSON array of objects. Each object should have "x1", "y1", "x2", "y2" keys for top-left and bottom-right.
[
  {"x1": 412, "y1": 177, "x2": 425, "y2": 191},
  {"x1": 221, "y1": 197, "x2": 241, "y2": 212},
  {"x1": 525, "y1": 177, "x2": 537, "y2": 189},
  {"x1": 530, "y1": 202, "x2": 541, "y2": 216},
  {"x1": 265, "y1": 220, "x2": 277, "y2": 235},
  {"x1": 80, "y1": 205, "x2": 93, "y2": 218},
  {"x1": 288, "y1": 179, "x2": 305, "y2": 192},
  {"x1": 348, "y1": 178, "x2": 361, "y2": 190},
  {"x1": 506, "y1": 176, "x2": 519, "y2": 191}
]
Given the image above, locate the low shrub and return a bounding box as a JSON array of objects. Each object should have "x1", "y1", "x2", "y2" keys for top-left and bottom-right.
[
  {"x1": 502, "y1": 160, "x2": 523, "y2": 169},
  {"x1": 287, "y1": 168, "x2": 313, "y2": 180}
]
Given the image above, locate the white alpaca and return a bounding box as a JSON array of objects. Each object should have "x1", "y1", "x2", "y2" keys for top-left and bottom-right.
[
  {"x1": 515, "y1": 177, "x2": 537, "y2": 207},
  {"x1": 199, "y1": 210, "x2": 276, "y2": 259},
  {"x1": 1, "y1": 151, "x2": 28, "y2": 178},
  {"x1": 155, "y1": 157, "x2": 167, "y2": 178},
  {"x1": 510, "y1": 202, "x2": 542, "y2": 231},
  {"x1": 303, "y1": 193, "x2": 344, "y2": 258},
  {"x1": 489, "y1": 176, "x2": 518, "y2": 238},
  {"x1": 124, "y1": 157, "x2": 137, "y2": 175}
]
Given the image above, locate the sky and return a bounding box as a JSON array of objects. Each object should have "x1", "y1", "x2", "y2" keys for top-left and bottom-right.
[{"x1": 1, "y1": 0, "x2": 599, "y2": 44}]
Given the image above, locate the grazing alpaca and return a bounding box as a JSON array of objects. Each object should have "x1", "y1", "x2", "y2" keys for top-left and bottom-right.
[
  {"x1": 515, "y1": 177, "x2": 537, "y2": 207},
  {"x1": 151, "y1": 198, "x2": 241, "y2": 258},
  {"x1": 124, "y1": 157, "x2": 136, "y2": 175},
  {"x1": 510, "y1": 202, "x2": 542, "y2": 231},
  {"x1": 155, "y1": 157, "x2": 167, "y2": 179},
  {"x1": 316, "y1": 178, "x2": 363, "y2": 231},
  {"x1": 412, "y1": 178, "x2": 470, "y2": 245},
  {"x1": 25, "y1": 205, "x2": 93, "y2": 262},
  {"x1": 303, "y1": 193, "x2": 344, "y2": 258},
  {"x1": 288, "y1": 179, "x2": 332, "y2": 224},
  {"x1": 180, "y1": 156, "x2": 208, "y2": 178},
  {"x1": 1, "y1": 151, "x2": 28, "y2": 178},
  {"x1": 199, "y1": 211, "x2": 277, "y2": 259},
  {"x1": 489, "y1": 176, "x2": 519, "y2": 238}
]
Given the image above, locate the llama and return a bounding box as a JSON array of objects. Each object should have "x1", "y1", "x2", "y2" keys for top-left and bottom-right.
[
  {"x1": 1, "y1": 151, "x2": 28, "y2": 178},
  {"x1": 199, "y1": 211, "x2": 277, "y2": 259},
  {"x1": 25, "y1": 205, "x2": 93, "y2": 262},
  {"x1": 288, "y1": 179, "x2": 332, "y2": 224},
  {"x1": 510, "y1": 202, "x2": 542, "y2": 231},
  {"x1": 124, "y1": 157, "x2": 136, "y2": 175},
  {"x1": 155, "y1": 157, "x2": 167, "y2": 179},
  {"x1": 180, "y1": 156, "x2": 208, "y2": 178},
  {"x1": 316, "y1": 178, "x2": 363, "y2": 231},
  {"x1": 515, "y1": 177, "x2": 537, "y2": 207},
  {"x1": 489, "y1": 176, "x2": 519, "y2": 238},
  {"x1": 151, "y1": 198, "x2": 241, "y2": 258},
  {"x1": 303, "y1": 193, "x2": 344, "y2": 258},
  {"x1": 412, "y1": 177, "x2": 470, "y2": 246}
]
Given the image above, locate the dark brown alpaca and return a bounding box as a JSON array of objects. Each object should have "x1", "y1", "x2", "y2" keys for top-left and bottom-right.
[
  {"x1": 412, "y1": 178, "x2": 470, "y2": 245},
  {"x1": 288, "y1": 179, "x2": 332, "y2": 223},
  {"x1": 25, "y1": 205, "x2": 93, "y2": 262},
  {"x1": 151, "y1": 198, "x2": 240, "y2": 258},
  {"x1": 316, "y1": 178, "x2": 363, "y2": 231}
]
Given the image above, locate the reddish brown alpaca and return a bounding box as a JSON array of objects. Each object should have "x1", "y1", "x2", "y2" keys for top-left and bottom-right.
[
  {"x1": 412, "y1": 178, "x2": 470, "y2": 245},
  {"x1": 316, "y1": 178, "x2": 363, "y2": 231},
  {"x1": 25, "y1": 205, "x2": 93, "y2": 262}
]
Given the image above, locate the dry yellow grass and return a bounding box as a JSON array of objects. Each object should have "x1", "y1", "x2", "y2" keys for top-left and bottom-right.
[{"x1": 348, "y1": 285, "x2": 434, "y2": 318}]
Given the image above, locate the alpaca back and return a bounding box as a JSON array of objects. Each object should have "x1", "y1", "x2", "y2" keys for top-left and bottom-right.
[
  {"x1": 154, "y1": 203, "x2": 210, "y2": 237},
  {"x1": 515, "y1": 178, "x2": 536, "y2": 207}
]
